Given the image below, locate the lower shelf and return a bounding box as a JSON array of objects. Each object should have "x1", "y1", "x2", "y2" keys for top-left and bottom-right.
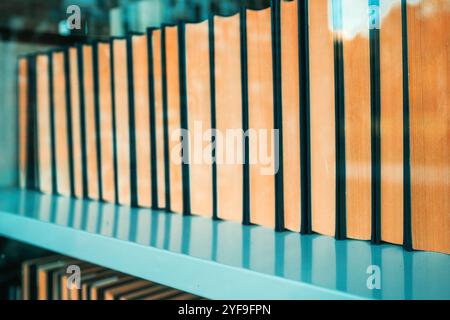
[{"x1": 0, "y1": 188, "x2": 448, "y2": 299}]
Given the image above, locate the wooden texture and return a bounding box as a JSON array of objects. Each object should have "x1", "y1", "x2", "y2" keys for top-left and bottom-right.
[
  {"x1": 120, "y1": 285, "x2": 165, "y2": 300},
  {"x1": 165, "y1": 26, "x2": 184, "y2": 214},
  {"x1": 69, "y1": 48, "x2": 83, "y2": 198},
  {"x1": 142, "y1": 288, "x2": 180, "y2": 300},
  {"x1": 90, "y1": 275, "x2": 133, "y2": 300},
  {"x1": 152, "y1": 30, "x2": 166, "y2": 209},
  {"x1": 169, "y1": 293, "x2": 199, "y2": 300},
  {"x1": 309, "y1": 0, "x2": 336, "y2": 236},
  {"x1": 112, "y1": 39, "x2": 131, "y2": 206},
  {"x1": 186, "y1": 21, "x2": 213, "y2": 217},
  {"x1": 82, "y1": 45, "x2": 100, "y2": 200},
  {"x1": 36, "y1": 54, "x2": 52, "y2": 194},
  {"x1": 247, "y1": 8, "x2": 276, "y2": 228},
  {"x1": 214, "y1": 14, "x2": 243, "y2": 222},
  {"x1": 281, "y1": 0, "x2": 301, "y2": 232},
  {"x1": 104, "y1": 280, "x2": 151, "y2": 300},
  {"x1": 408, "y1": 0, "x2": 450, "y2": 254},
  {"x1": 380, "y1": 0, "x2": 403, "y2": 245},
  {"x1": 342, "y1": 0, "x2": 372, "y2": 240},
  {"x1": 132, "y1": 35, "x2": 152, "y2": 208},
  {"x1": 80, "y1": 271, "x2": 117, "y2": 300},
  {"x1": 52, "y1": 52, "x2": 71, "y2": 196},
  {"x1": 61, "y1": 265, "x2": 100, "y2": 300},
  {"x1": 18, "y1": 58, "x2": 28, "y2": 188},
  {"x1": 21, "y1": 255, "x2": 62, "y2": 300},
  {"x1": 97, "y1": 42, "x2": 115, "y2": 203}
]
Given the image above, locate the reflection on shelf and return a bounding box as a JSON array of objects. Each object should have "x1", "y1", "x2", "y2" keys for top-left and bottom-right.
[{"x1": 0, "y1": 188, "x2": 449, "y2": 300}]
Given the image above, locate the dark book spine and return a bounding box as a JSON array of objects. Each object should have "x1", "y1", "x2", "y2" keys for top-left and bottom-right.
[
  {"x1": 369, "y1": 0, "x2": 382, "y2": 244},
  {"x1": 109, "y1": 39, "x2": 120, "y2": 205},
  {"x1": 126, "y1": 35, "x2": 138, "y2": 207},
  {"x1": 177, "y1": 22, "x2": 191, "y2": 216},
  {"x1": 401, "y1": 0, "x2": 412, "y2": 251},
  {"x1": 332, "y1": 0, "x2": 347, "y2": 240},
  {"x1": 77, "y1": 44, "x2": 88, "y2": 199},
  {"x1": 271, "y1": 0, "x2": 285, "y2": 232},
  {"x1": 208, "y1": 16, "x2": 219, "y2": 221},
  {"x1": 25, "y1": 55, "x2": 39, "y2": 190},
  {"x1": 147, "y1": 28, "x2": 159, "y2": 209},
  {"x1": 48, "y1": 52, "x2": 58, "y2": 194},
  {"x1": 92, "y1": 42, "x2": 104, "y2": 201},
  {"x1": 240, "y1": 7, "x2": 250, "y2": 226},
  {"x1": 63, "y1": 49, "x2": 75, "y2": 197},
  {"x1": 161, "y1": 28, "x2": 172, "y2": 211},
  {"x1": 299, "y1": 0, "x2": 312, "y2": 234}
]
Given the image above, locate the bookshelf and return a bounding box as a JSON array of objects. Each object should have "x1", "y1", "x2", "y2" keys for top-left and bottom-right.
[{"x1": 0, "y1": 188, "x2": 448, "y2": 300}]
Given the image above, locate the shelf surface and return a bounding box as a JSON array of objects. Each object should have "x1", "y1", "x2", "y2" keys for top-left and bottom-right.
[{"x1": 0, "y1": 188, "x2": 449, "y2": 299}]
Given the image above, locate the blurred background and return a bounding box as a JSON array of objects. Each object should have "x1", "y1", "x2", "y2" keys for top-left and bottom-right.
[
  {"x1": 0, "y1": 1, "x2": 273, "y2": 298},
  {"x1": 0, "y1": 0, "x2": 273, "y2": 188},
  {"x1": 0, "y1": 2, "x2": 270, "y2": 298}
]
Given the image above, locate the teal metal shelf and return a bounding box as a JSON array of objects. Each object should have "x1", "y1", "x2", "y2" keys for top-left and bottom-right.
[{"x1": 0, "y1": 188, "x2": 449, "y2": 299}]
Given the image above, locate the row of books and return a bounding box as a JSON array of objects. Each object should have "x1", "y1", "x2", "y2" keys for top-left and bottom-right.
[
  {"x1": 17, "y1": 0, "x2": 449, "y2": 254},
  {"x1": 22, "y1": 254, "x2": 202, "y2": 300}
]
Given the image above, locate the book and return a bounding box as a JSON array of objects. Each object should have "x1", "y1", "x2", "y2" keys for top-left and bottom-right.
[
  {"x1": 51, "y1": 51, "x2": 72, "y2": 197},
  {"x1": 119, "y1": 284, "x2": 167, "y2": 300},
  {"x1": 69, "y1": 268, "x2": 111, "y2": 300},
  {"x1": 341, "y1": 0, "x2": 372, "y2": 241},
  {"x1": 36, "y1": 53, "x2": 54, "y2": 194},
  {"x1": 37, "y1": 257, "x2": 79, "y2": 300},
  {"x1": 23, "y1": 256, "x2": 201, "y2": 300},
  {"x1": 129, "y1": 33, "x2": 152, "y2": 208},
  {"x1": 51, "y1": 265, "x2": 68, "y2": 300},
  {"x1": 80, "y1": 270, "x2": 119, "y2": 300},
  {"x1": 280, "y1": 0, "x2": 301, "y2": 232},
  {"x1": 308, "y1": 0, "x2": 337, "y2": 237},
  {"x1": 68, "y1": 47, "x2": 84, "y2": 199},
  {"x1": 18, "y1": 57, "x2": 28, "y2": 189},
  {"x1": 163, "y1": 25, "x2": 184, "y2": 214},
  {"x1": 406, "y1": 0, "x2": 450, "y2": 254},
  {"x1": 149, "y1": 28, "x2": 167, "y2": 209},
  {"x1": 141, "y1": 288, "x2": 181, "y2": 300},
  {"x1": 96, "y1": 41, "x2": 116, "y2": 203},
  {"x1": 22, "y1": 255, "x2": 63, "y2": 300},
  {"x1": 18, "y1": 56, "x2": 39, "y2": 191},
  {"x1": 90, "y1": 275, "x2": 134, "y2": 300},
  {"x1": 104, "y1": 279, "x2": 153, "y2": 300},
  {"x1": 60, "y1": 264, "x2": 99, "y2": 300},
  {"x1": 51, "y1": 261, "x2": 95, "y2": 300},
  {"x1": 185, "y1": 20, "x2": 213, "y2": 217},
  {"x1": 111, "y1": 38, "x2": 132, "y2": 205},
  {"x1": 169, "y1": 293, "x2": 200, "y2": 300},
  {"x1": 246, "y1": 7, "x2": 277, "y2": 229},
  {"x1": 213, "y1": 13, "x2": 244, "y2": 223},
  {"x1": 80, "y1": 44, "x2": 100, "y2": 200},
  {"x1": 380, "y1": 0, "x2": 404, "y2": 245}
]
